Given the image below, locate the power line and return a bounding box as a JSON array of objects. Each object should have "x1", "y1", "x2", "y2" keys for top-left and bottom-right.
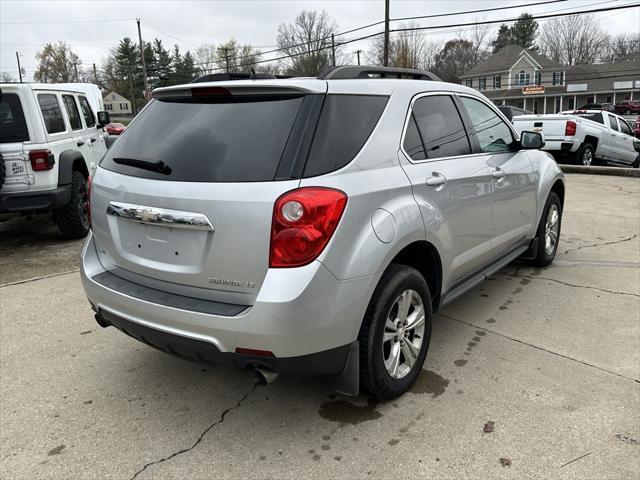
[{"x1": 0, "y1": 18, "x2": 134, "y2": 25}]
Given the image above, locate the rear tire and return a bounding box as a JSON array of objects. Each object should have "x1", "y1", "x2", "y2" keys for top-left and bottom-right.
[
  {"x1": 532, "y1": 192, "x2": 562, "y2": 267},
  {"x1": 575, "y1": 144, "x2": 594, "y2": 166},
  {"x1": 633, "y1": 155, "x2": 640, "y2": 169},
  {"x1": 53, "y1": 171, "x2": 90, "y2": 239},
  {"x1": 358, "y1": 264, "x2": 433, "y2": 401}
]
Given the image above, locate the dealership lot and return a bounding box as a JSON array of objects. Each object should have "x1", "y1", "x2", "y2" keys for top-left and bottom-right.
[{"x1": 0, "y1": 173, "x2": 638, "y2": 479}]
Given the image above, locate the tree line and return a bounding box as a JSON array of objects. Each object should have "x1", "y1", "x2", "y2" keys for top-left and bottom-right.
[{"x1": 28, "y1": 10, "x2": 640, "y2": 113}]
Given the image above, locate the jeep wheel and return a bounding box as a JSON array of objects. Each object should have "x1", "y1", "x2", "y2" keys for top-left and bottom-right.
[
  {"x1": 576, "y1": 144, "x2": 594, "y2": 166},
  {"x1": 532, "y1": 192, "x2": 562, "y2": 267},
  {"x1": 359, "y1": 264, "x2": 432, "y2": 400},
  {"x1": 53, "y1": 171, "x2": 90, "y2": 239}
]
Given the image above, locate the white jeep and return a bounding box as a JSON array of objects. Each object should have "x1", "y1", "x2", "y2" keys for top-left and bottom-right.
[{"x1": 0, "y1": 83, "x2": 110, "y2": 238}]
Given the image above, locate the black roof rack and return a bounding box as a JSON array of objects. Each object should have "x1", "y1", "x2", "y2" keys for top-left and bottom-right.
[
  {"x1": 318, "y1": 65, "x2": 441, "y2": 81},
  {"x1": 191, "y1": 72, "x2": 295, "y2": 83}
]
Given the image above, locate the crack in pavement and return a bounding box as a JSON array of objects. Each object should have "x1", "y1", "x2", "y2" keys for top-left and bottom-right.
[
  {"x1": 0, "y1": 269, "x2": 80, "y2": 288},
  {"x1": 562, "y1": 234, "x2": 638, "y2": 256},
  {"x1": 437, "y1": 313, "x2": 640, "y2": 384},
  {"x1": 130, "y1": 381, "x2": 260, "y2": 480},
  {"x1": 507, "y1": 272, "x2": 640, "y2": 298}
]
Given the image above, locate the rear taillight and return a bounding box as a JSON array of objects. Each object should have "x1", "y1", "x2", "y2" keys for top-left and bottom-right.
[
  {"x1": 565, "y1": 120, "x2": 577, "y2": 136},
  {"x1": 29, "y1": 150, "x2": 55, "y2": 171},
  {"x1": 269, "y1": 187, "x2": 347, "y2": 268}
]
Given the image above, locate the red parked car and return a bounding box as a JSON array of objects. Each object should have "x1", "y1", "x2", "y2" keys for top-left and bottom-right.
[
  {"x1": 615, "y1": 101, "x2": 640, "y2": 114},
  {"x1": 634, "y1": 116, "x2": 640, "y2": 138},
  {"x1": 105, "y1": 122, "x2": 126, "y2": 135}
]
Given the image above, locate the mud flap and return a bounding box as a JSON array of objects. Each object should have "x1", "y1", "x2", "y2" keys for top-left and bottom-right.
[
  {"x1": 518, "y1": 238, "x2": 539, "y2": 261},
  {"x1": 330, "y1": 341, "x2": 359, "y2": 396}
]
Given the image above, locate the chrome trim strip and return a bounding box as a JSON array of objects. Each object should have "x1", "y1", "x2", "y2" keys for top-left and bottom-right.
[{"x1": 106, "y1": 201, "x2": 214, "y2": 231}]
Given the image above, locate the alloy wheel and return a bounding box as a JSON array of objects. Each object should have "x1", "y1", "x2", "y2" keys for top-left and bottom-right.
[{"x1": 382, "y1": 289, "x2": 426, "y2": 379}]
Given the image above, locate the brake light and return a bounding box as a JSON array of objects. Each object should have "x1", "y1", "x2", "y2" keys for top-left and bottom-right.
[
  {"x1": 270, "y1": 187, "x2": 347, "y2": 268},
  {"x1": 565, "y1": 120, "x2": 577, "y2": 136},
  {"x1": 191, "y1": 87, "x2": 231, "y2": 98},
  {"x1": 29, "y1": 149, "x2": 55, "y2": 171}
]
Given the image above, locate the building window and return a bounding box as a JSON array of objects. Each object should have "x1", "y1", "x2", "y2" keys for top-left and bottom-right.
[
  {"x1": 462, "y1": 79, "x2": 473, "y2": 87},
  {"x1": 479, "y1": 77, "x2": 486, "y2": 90},
  {"x1": 606, "y1": 95, "x2": 612, "y2": 103},
  {"x1": 120, "y1": 103, "x2": 128, "y2": 110},
  {"x1": 515, "y1": 70, "x2": 530, "y2": 86},
  {"x1": 493, "y1": 75, "x2": 501, "y2": 89},
  {"x1": 552, "y1": 71, "x2": 564, "y2": 86},
  {"x1": 535, "y1": 72, "x2": 542, "y2": 86},
  {"x1": 105, "y1": 104, "x2": 112, "y2": 111}
]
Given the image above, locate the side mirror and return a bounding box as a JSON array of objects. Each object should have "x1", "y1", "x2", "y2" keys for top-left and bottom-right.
[
  {"x1": 520, "y1": 131, "x2": 545, "y2": 150},
  {"x1": 105, "y1": 135, "x2": 119, "y2": 149},
  {"x1": 97, "y1": 111, "x2": 110, "y2": 128}
]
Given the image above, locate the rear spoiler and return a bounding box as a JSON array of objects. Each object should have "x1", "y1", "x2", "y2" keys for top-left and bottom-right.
[{"x1": 153, "y1": 80, "x2": 327, "y2": 100}]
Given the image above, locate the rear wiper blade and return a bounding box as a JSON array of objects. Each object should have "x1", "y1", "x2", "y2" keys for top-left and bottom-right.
[{"x1": 113, "y1": 157, "x2": 172, "y2": 175}]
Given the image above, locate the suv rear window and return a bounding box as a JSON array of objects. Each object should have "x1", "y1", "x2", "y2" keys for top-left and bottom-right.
[
  {"x1": 303, "y1": 95, "x2": 388, "y2": 177},
  {"x1": 100, "y1": 96, "x2": 305, "y2": 182},
  {"x1": 0, "y1": 93, "x2": 29, "y2": 143}
]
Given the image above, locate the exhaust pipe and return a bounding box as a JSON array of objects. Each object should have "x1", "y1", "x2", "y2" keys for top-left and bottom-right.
[
  {"x1": 94, "y1": 311, "x2": 111, "y2": 328},
  {"x1": 253, "y1": 366, "x2": 278, "y2": 385}
]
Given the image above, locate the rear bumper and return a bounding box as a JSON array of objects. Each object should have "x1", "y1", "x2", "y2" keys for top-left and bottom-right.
[
  {"x1": 81, "y1": 232, "x2": 379, "y2": 368},
  {"x1": 0, "y1": 185, "x2": 70, "y2": 213},
  {"x1": 541, "y1": 138, "x2": 579, "y2": 154},
  {"x1": 96, "y1": 308, "x2": 353, "y2": 375}
]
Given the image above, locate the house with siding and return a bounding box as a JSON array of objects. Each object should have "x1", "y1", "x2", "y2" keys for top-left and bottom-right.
[
  {"x1": 460, "y1": 45, "x2": 640, "y2": 113},
  {"x1": 102, "y1": 91, "x2": 132, "y2": 116}
]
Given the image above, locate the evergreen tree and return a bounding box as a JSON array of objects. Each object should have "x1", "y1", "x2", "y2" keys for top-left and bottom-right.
[{"x1": 491, "y1": 14, "x2": 539, "y2": 53}]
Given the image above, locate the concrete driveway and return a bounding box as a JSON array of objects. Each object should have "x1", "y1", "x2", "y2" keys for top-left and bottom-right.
[{"x1": 1, "y1": 173, "x2": 638, "y2": 479}]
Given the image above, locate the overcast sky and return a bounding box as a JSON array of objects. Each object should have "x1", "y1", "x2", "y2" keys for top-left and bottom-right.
[{"x1": 1, "y1": 0, "x2": 639, "y2": 80}]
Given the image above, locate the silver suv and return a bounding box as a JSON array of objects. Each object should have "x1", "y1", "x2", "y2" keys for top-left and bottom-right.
[{"x1": 81, "y1": 66, "x2": 565, "y2": 400}]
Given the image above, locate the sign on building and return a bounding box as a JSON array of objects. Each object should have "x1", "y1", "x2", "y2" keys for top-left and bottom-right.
[{"x1": 522, "y1": 86, "x2": 545, "y2": 95}]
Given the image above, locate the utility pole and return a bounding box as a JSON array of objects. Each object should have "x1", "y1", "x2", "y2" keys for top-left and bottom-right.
[
  {"x1": 128, "y1": 67, "x2": 138, "y2": 115},
  {"x1": 383, "y1": 0, "x2": 390, "y2": 66},
  {"x1": 136, "y1": 18, "x2": 149, "y2": 101},
  {"x1": 73, "y1": 62, "x2": 79, "y2": 82},
  {"x1": 93, "y1": 63, "x2": 98, "y2": 84},
  {"x1": 331, "y1": 34, "x2": 336, "y2": 67},
  {"x1": 356, "y1": 50, "x2": 362, "y2": 66},
  {"x1": 16, "y1": 52, "x2": 22, "y2": 82}
]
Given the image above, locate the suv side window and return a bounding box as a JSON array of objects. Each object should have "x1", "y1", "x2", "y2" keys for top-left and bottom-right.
[
  {"x1": 403, "y1": 115, "x2": 426, "y2": 160},
  {"x1": 38, "y1": 94, "x2": 66, "y2": 134},
  {"x1": 62, "y1": 95, "x2": 83, "y2": 130},
  {"x1": 619, "y1": 119, "x2": 633, "y2": 136},
  {"x1": 608, "y1": 114, "x2": 619, "y2": 131},
  {"x1": 404, "y1": 95, "x2": 471, "y2": 160},
  {"x1": 78, "y1": 96, "x2": 96, "y2": 127},
  {"x1": 460, "y1": 96, "x2": 516, "y2": 153}
]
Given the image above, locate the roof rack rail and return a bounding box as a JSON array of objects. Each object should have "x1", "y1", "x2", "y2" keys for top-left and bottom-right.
[
  {"x1": 318, "y1": 65, "x2": 441, "y2": 81},
  {"x1": 191, "y1": 72, "x2": 296, "y2": 83}
]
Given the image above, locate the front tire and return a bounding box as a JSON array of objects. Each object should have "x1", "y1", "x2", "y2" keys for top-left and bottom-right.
[
  {"x1": 359, "y1": 264, "x2": 433, "y2": 400},
  {"x1": 532, "y1": 192, "x2": 562, "y2": 267},
  {"x1": 53, "y1": 171, "x2": 90, "y2": 239}
]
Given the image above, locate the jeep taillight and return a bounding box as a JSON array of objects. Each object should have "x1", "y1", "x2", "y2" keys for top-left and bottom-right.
[
  {"x1": 269, "y1": 187, "x2": 347, "y2": 268},
  {"x1": 565, "y1": 120, "x2": 577, "y2": 136},
  {"x1": 29, "y1": 150, "x2": 55, "y2": 171}
]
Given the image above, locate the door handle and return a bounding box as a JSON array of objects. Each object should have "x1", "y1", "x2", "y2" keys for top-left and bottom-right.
[
  {"x1": 492, "y1": 168, "x2": 506, "y2": 179},
  {"x1": 77, "y1": 140, "x2": 85, "y2": 147},
  {"x1": 426, "y1": 173, "x2": 447, "y2": 187}
]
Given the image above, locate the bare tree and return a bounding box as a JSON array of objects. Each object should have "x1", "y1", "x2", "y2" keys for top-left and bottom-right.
[
  {"x1": 214, "y1": 39, "x2": 261, "y2": 73},
  {"x1": 276, "y1": 10, "x2": 339, "y2": 75},
  {"x1": 599, "y1": 32, "x2": 640, "y2": 63},
  {"x1": 34, "y1": 41, "x2": 81, "y2": 82},
  {"x1": 1, "y1": 72, "x2": 16, "y2": 82},
  {"x1": 433, "y1": 39, "x2": 477, "y2": 83},
  {"x1": 195, "y1": 44, "x2": 217, "y2": 74},
  {"x1": 467, "y1": 20, "x2": 492, "y2": 63},
  {"x1": 370, "y1": 23, "x2": 442, "y2": 70},
  {"x1": 538, "y1": 15, "x2": 608, "y2": 65}
]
